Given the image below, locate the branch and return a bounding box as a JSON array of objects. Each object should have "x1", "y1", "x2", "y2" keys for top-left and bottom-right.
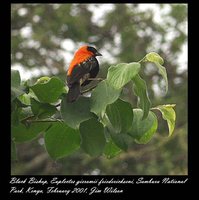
[
  {"x1": 20, "y1": 115, "x2": 63, "y2": 124},
  {"x1": 27, "y1": 120, "x2": 63, "y2": 123},
  {"x1": 138, "y1": 56, "x2": 146, "y2": 63},
  {"x1": 20, "y1": 115, "x2": 35, "y2": 123},
  {"x1": 81, "y1": 77, "x2": 104, "y2": 94},
  {"x1": 81, "y1": 84, "x2": 98, "y2": 94},
  {"x1": 87, "y1": 78, "x2": 104, "y2": 81}
]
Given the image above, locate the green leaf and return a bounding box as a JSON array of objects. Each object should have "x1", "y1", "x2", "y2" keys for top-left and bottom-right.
[
  {"x1": 30, "y1": 76, "x2": 65, "y2": 103},
  {"x1": 107, "y1": 62, "x2": 141, "y2": 89},
  {"x1": 60, "y1": 96, "x2": 93, "y2": 129},
  {"x1": 144, "y1": 52, "x2": 168, "y2": 93},
  {"x1": 90, "y1": 80, "x2": 121, "y2": 116},
  {"x1": 12, "y1": 122, "x2": 51, "y2": 143},
  {"x1": 44, "y1": 122, "x2": 80, "y2": 159},
  {"x1": 154, "y1": 62, "x2": 168, "y2": 93},
  {"x1": 11, "y1": 88, "x2": 24, "y2": 102},
  {"x1": 105, "y1": 99, "x2": 133, "y2": 133},
  {"x1": 11, "y1": 106, "x2": 21, "y2": 127},
  {"x1": 132, "y1": 74, "x2": 151, "y2": 119},
  {"x1": 35, "y1": 76, "x2": 51, "y2": 84},
  {"x1": 28, "y1": 88, "x2": 40, "y2": 101},
  {"x1": 145, "y1": 52, "x2": 164, "y2": 65},
  {"x1": 104, "y1": 139, "x2": 122, "y2": 159},
  {"x1": 18, "y1": 93, "x2": 31, "y2": 105},
  {"x1": 109, "y1": 131, "x2": 131, "y2": 151},
  {"x1": 11, "y1": 69, "x2": 21, "y2": 88},
  {"x1": 79, "y1": 118, "x2": 106, "y2": 156},
  {"x1": 103, "y1": 99, "x2": 134, "y2": 151},
  {"x1": 11, "y1": 99, "x2": 32, "y2": 126},
  {"x1": 128, "y1": 109, "x2": 158, "y2": 144},
  {"x1": 153, "y1": 104, "x2": 176, "y2": 136},
  {"x1": 11, "y1": 140, "x2": 17, "y2": 161},
  {"x1": 31, "y1": 98, "x2": 57, "y2": 119},
  {"x1": 11, "y1": 86, "x2": 24, "y2": 101},
  {"x1": 11, "y1": 70, "x2": 24, "y2": 101},
  {"x1": 19, "y1": 107, "x2": 33, "y2": 121}
]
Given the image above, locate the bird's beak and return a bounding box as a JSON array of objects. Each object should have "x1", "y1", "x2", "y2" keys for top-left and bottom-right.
[{"x1": 95, "y1": 51, "x2": 102, "y2": 56}]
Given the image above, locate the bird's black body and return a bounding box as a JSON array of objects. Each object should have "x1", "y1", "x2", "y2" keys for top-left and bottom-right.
[
  {"x1": 66, "y1": 46, "x2": 101, "y2": 102},
  {"x1": 67, "y1": 56, "x2": 99, "y2": 87}
]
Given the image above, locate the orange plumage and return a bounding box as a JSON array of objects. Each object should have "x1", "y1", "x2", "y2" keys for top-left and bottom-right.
[{"x1": 67, "y1": 46, "x2": 94, "y2": 76}]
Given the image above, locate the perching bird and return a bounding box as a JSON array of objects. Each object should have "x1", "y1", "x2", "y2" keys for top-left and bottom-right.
[{"x1": 66, "y1": 45, "x2": 102, "y2": 102}]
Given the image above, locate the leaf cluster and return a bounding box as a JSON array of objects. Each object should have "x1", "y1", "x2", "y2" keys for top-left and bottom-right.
[{"x1": 11, "y1": 52, "x2": 176, "y2": 160}]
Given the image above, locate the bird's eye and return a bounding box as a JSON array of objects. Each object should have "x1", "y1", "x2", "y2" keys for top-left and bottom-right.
[{"x1": 87, "y1": 46, "x2": 97, "y2": 54}]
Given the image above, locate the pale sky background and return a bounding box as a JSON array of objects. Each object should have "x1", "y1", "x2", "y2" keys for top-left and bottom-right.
[{"x1": 11, "y1": 4, "x2": 187, "y2": 81}]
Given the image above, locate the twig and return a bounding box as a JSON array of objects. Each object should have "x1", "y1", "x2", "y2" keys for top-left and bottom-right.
[
  {"x1": 20, "y1": 115, "x2": 63, "y2": 123},
  {"x1": 87, "y1": 78, "x2": 104, "y2": 81},
  {"x1": 81, "y1": 84, "x2": 98, "y2": 94},
  {"x1": 27, "y1": 120, "x2": 63, "y2": 123},
  {"x1": 20, "y1": 115, "x2": 35, "y2": 123},
  {"x1": 138, "y1": 56, "x2": 146, "y2": 63},
  {"x1": 81, "y1": 77, "x2": 104, "y2": 94}
]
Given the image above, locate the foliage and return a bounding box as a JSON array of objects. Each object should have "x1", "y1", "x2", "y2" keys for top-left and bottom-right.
[
  {"x1": 44, "y1": 122, "x2": 80, "y2": 159},
  {"x1": 11, "y1": 51, "x2": 176, "y2": 160}
]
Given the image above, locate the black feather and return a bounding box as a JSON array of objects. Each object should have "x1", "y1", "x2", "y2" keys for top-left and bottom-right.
[{"x1": 67, "y1": 57, "x2": 99, "y2": 86}]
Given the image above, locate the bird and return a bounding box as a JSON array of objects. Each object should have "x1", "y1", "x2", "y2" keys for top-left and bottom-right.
[{"x1": 66, "y1": 45, "x2": 102, "y2": 102}]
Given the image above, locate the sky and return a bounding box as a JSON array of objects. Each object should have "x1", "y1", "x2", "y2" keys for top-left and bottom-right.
[{"x1": 11, "y1": 4, "x2": 187, "y2": 81}]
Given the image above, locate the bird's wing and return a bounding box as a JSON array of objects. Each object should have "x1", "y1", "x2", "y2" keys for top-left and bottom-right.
[
  {"x1": 67, "y1": 57, "x2": 99, "y2": 86},
  {"x1": 81, "y1": 58, "x2": 99, "y2": 86}
]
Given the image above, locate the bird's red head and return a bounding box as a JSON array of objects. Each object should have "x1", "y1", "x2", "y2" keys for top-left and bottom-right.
[{"x1": 67, "y1": 45, "x2": 102, "y2": 76}]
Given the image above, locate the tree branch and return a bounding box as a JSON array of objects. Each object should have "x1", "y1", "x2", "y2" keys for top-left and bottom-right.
[
  {"x1": 81, "y1": 84, "x2": 98, "y2": 94},
  {"x1": 81, "y1": 78, "x2": 104, "y2": 94},
  {"x1": 20, "y1": 115, "x2": 63, "y2": 124},
  {"x1": 87, "y1": 78, "x2": 104, "y2": 81},
  {"x1": 27, "y1": 120, "x2": 63, "y2": 123}
]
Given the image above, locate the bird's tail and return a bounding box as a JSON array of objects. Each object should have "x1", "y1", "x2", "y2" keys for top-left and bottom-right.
[{"x1": 67, "y1": 82, "x2": 80, "y2": 103}]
